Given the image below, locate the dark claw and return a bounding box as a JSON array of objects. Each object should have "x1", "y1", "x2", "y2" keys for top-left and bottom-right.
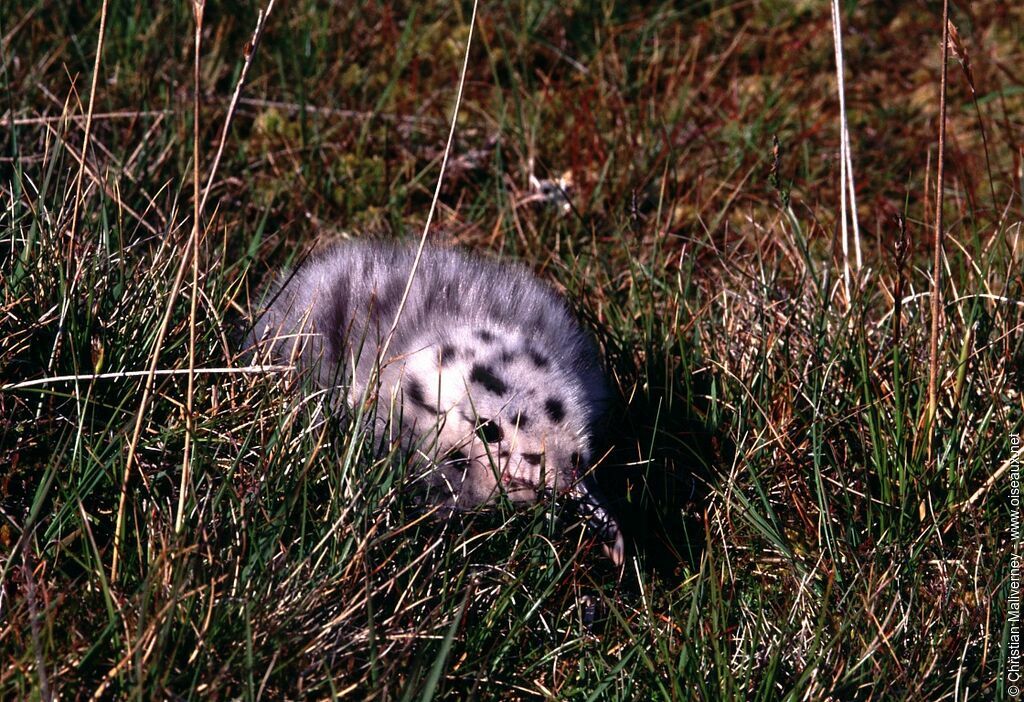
[{"x1": 571, "y1": 483, "x2": 624, "y2": 567}]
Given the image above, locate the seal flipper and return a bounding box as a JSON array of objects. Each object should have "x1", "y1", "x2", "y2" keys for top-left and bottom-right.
[{"x1": 572, "y1": 479, "x2": 625, "y2": 567}]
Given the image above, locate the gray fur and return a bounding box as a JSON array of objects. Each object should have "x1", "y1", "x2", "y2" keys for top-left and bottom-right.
[{"x1": 250, "y1": 240, "x2": 623, "y2": 564}]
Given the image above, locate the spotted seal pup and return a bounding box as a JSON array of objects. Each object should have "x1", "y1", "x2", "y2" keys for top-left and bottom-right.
[{"x1": 250, "y1": 240, "x2": 624, "y2": 565}]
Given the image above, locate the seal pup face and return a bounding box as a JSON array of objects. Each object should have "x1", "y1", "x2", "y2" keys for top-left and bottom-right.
[
  {"x1": 400, "y1": 335, "x2": 625, "y2": 567},
  {"x1": 393, "y1": 328, "x2": 597, "y2": 501}
]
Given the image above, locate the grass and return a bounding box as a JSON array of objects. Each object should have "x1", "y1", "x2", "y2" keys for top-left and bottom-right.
[{"x1": 2, "y1": 0, "x2": 1022, "y2": 698}]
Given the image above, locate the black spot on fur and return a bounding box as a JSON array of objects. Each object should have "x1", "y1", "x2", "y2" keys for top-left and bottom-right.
[
  {"x1": 500, "y1": 349, "x2": 515, "y2": 363},
  {"x1": 370, "y1": 276, "x2": 405, "y2": 321},
  {"x1": 318, "y1": 280, "x2": 349, "y2": 370},
  {"x1": 527, "y1": 350, "x2": 549, "y2": 369},
  {"x1": 544, "y1": 397, "x2": 565, "y2": 422},
  {"x1": 470, "y1": 364, "x2": 508, "y2": 396},
  {"x1": 514, "y1": 411, "x2": 530, "y2": 429},
  {"x1": 476, "y1": 329, "x2": 495, "y2": 343},
  {"x1": 476, "y1": 418, "x2": 504, "y2": 443},
  {"x1": 422, "y1": 279, "x2": 463, "y2": 319},
  {"x1": 522, "y1": 452, "x2": 543, "y2": 466},
  {"x1": 439, "y1": 344, "x2": 456, "y2": 365},
  {"x1": 446, "y1": 449, "x2": 471, "y2": 469}
]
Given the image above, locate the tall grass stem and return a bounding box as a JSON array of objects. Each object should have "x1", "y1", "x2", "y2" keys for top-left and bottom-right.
[{"x1": 927, "y1": 0, "x2": 951, "y2": 461}]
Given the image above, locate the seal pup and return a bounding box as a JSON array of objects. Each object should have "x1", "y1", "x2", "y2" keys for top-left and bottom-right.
[{"x1": 250, "y1": 240, "x2": 624, "y2": 564}]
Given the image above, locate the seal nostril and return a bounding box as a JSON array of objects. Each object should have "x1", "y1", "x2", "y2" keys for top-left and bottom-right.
[{"x1": 570, "y1": 452, "x2": 582, "y2": 480}]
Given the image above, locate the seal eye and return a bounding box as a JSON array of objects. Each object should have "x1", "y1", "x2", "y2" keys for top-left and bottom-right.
[{"x1": 476, "y1": 418, "x2": 504, "y2": 444}]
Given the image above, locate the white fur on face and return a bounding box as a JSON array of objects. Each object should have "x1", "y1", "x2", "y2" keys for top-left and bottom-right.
[{"x1": 386, "y1": 328, "x2": 593, "y2": 498}]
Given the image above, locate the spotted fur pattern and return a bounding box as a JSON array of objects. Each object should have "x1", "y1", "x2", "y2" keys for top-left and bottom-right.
[{"x1": 250, "y1": 240, "x2": 623, "y2": 564}]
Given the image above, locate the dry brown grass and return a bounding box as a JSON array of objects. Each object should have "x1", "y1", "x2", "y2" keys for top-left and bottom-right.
[{"x1": 1, "y1": 1, "x2": 1022, "y2": 698}]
